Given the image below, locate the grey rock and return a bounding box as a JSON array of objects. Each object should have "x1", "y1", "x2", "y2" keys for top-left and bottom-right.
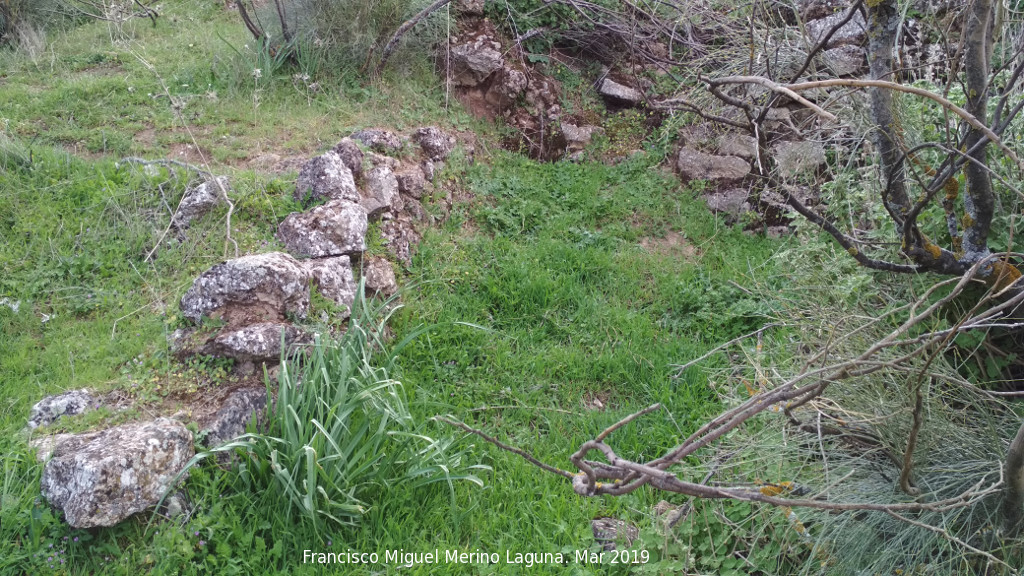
[
  {"x1": 200, "y1": 322, "x2": 310, "y2": 363},
  {"x1": 592, "y1": 517, "x2": 640, "y2": 551},
  {"x1": 295, "y1": 151, "x2": 359, "y2": 206},
  {"x1": 598, "y1": 78, "x2": 643, "y2": 106},
  {"x1": 332, "y1": 138, "x2": 365, "y2": 180},
  {"x1": 27, "y1": 389, "x2": 96, "y2": 429},
  {"x1": 396, "y1": 169, "x2": 427, "y2": 199},
  {"x1": 705, "y1": 188, "x2": 752, "y2": 220},
  {"x1": 361, "y1": 165, "x2": 402, "y2": 220},
  {"x1": 491, "y1": 68, "x2": 528, "y2": 107},
  {"x1": 381, "y1": 218, "x2": 421, "y2": 267},
  {"x1": 451, "y1": 38, "x2": 503, "y2": 87},
  {"x1": 30, "y1": 433, "x2": 77, "y2": 462},
  {"x1": 200, "y1": 386, "x2": 266, "y2": 448},
  {"x1": 806, "y1": 11, "x2": 867, "y2": 48},
  {"x1": 412, "y1": 127, "x2": 455, "y2": 161},
  {"x1": 351, "y1": 129, "x2": 403, "y2": 155},
  {"x1": 773, "y1": 140, "x2": 826, "y2": 178},
  {"x1": 304, "y1": 256, "x2": 357, "y2": 316},
  {"x1": 676, "y1": 148, "x2": 750, "y2": 181},
  {"x1": 40, "y1": 418, "x2": 193, "y2": 528},
  {"x1": 172, "y1": 176, "x2": 228, "y2": 229},
  {"x1": 180, "y1": 252, "x2": 310, "y2": 324},
  {"x1": 455, "y1": 0, "x2": 485, "y2": 15},
  {"x1": 822, "y1": 45, "x2": 866, "y2": 76},
  {"x1": 421, "y1": 160, "x2": 436, "y2": 182},
  {"x1": 402, "y1": 197, "x2": 432, "y2": 224},
  {"x1": 277, "y1": 200, "x2": 368, "y2": 258},
  {"x1": 562, "y1": 123, "x2": 602, "y2": 152},
  {"x1": 716, "y1": 133, "x2": 758, "y2": 160},
  {"x1": 363, "y1": 257, "x2": 399, "y2": 298}
]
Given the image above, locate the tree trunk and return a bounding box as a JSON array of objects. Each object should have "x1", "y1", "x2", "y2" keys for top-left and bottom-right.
[
  {"x1": 865, "y1": 0, "x2": 910, "y2": 224},
  {"x1": 960, "y1": 0, "x2": 995, "y2": 263},
  {"x1": 1003, "y1": 419, "x2": 1024, "y2": 534}
]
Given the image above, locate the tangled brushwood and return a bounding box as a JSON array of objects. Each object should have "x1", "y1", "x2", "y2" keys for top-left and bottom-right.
[{"x1": 442, "y1": 0, "x2": 1024, "y2": 573}]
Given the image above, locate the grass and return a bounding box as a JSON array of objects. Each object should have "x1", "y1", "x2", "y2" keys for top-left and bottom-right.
[{"x1": 0, "y1": 2, "x2": 800, "y2": 574}]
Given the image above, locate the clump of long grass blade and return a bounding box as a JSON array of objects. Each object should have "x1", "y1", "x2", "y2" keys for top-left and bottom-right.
[{"x1": 174, "y1": 285, "x2": 489, "y2": 533}]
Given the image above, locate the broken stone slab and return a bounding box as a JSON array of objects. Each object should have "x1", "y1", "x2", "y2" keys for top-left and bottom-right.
[
  {"x1": 360, "y1": 165, "x2": 402, "y2": 220},
  {"x1": 396, "y1": 168, "x2": 427, "y2": 199},
  {"x1": 199, "y1": 386, "x2": 266, "y2": 448},
  {"x1": 295, "y1": 151, "x2": 359, "y2": 206},
  {"x1": 773, "y1": 140, "x2": 826, "y2": 178},
  {"x1": 455, "y1": 0, "x2": 485, "y2": 15},
  {"x1": 598, "y1": 78, "x2": 643, "y2": 106},
  {"x1": 381, "y1": 217, "x2": 421, "y2": 268},
  {"x1": 180, "y1": 252, "x2": 311, "y2": 325},
  {"x1": 351, "y1": 129, "x2": 404, "y2": 155},
  {"x1": 29, "y1": 433, "x2": 77, "y2": 462},
  {"x1": 200, "y1": 322, "x2": 311, "y2": 364},
  {"x1": 305, "y1": 256, "x2": 357, "y2": 317},
  {"x1": 332, "y1": 138, "x2": 365, "y2": 181},
  {"x1": 172, "y1": 176, "x2": 228, "y2": 230},
  {"x1": 40, "y1": 418, "x2": 194, "y2": 528},
  {"x1": 412, "y1": 127, "x2": 455, "y2": 161},
  {"x1": 451, "y1": 38, "x2": 503, "y2": 87},
  {"x1": 27, "y1": 389, "x2": 97, "y2": 429},
  {"x1": 716, "y1": 133, "x2": 758, "y2": 159},
  {"x1": 821, "y1": 45, "x2": 866, "y2": 77},
  {"x1": 677, "y1": 148, "x2": 750, "y2": 182},
  {"x1": 562, "y1": 123, "x2": 603, "y2": 152},
  {"x1": 591, "y1": 518, "x2": 640, "y2": 552},
  {"x1": 363, "y1": 257, "x2": 399, "y2": 298},
  {"x1": 806, "y1": 10, "x2": 867, "y2": 48},
  {"x1": 277, "y1": 200, "x2": 368, "y2": 258},
  {"x1": 705, "y1": 188, "x2": 752, "y2": 221}
]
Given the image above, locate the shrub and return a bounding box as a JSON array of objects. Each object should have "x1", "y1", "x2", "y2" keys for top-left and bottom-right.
[{"x1": 191, "y1": 288, "x2": 487, "y2": 532}]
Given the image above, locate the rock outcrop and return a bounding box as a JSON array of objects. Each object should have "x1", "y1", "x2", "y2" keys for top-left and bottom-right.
[
  {"x1": 294, "y1": 151, "x2": 359, "y2": 206},
  {"x1": 277, "y1": 200, "x2": 369, "y2": 258},
  {"x1": 180, "y1": 252, "x2": 310, "y2": 324},
  {"x1": 172, "y1": 176, "x2": 228, "y2": 230},
  {"x1": 40, "y1": 418, "x2": 193, "y2": 528},
  {"x1": 27, "y1": 389, "x2": 96, "y2": 429}
]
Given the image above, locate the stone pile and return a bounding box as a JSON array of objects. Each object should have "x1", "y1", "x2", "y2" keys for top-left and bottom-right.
[{"x1": 27, "y1": 126, "x2": 452, "y2": 529}]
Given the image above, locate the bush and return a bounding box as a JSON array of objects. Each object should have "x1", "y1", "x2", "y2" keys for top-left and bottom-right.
[
  {"x1": 193, "y1": 289, "x2": 487, "y2": 531},
  {"x1": 236, "y1": 0, "x2": 444, "y2": 73}
]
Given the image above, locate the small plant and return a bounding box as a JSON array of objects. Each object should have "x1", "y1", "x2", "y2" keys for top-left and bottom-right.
[{"x1": 186, "y1": 288, "x2": 488, "y2": 533}]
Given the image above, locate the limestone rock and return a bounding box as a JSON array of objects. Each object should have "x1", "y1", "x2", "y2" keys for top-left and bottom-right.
[
  {"x1": 40, "y1": 418, "x2": 194, "y2": 528},
  {"x1": 456, "y1": 0, "x2": 485, "y2": 15},
  {"x1": 716, "y1": 133, "x2": 758, "y2": 159},
  {"x1": 172, "y1": 176, "x2": 228, "y2": 229},
  {"x1": 304, "y1": 256, "x2": 357, "y2": 315},
  {"x1": 806, "y1": 10, "x2": 867, "y2": 48},
  {"x1": 677, "y1": 148, "x2": 750, "y2": 182},
  {"x1": 822, "y1": 45, "x2": 866, "y2": 76},
  {"x1": 381, "y1": 218, "x2": 421, "y2": 267},
  {"x1": 277, "y1": 200, "x2": 368, "y2": 258},
  {"x1": 412, "y1": 127, "x2": 455, "y2": 161},
  {"x1": 562, "y1": 123, "x2": 602, "y2": 152},
  {"x1": 396, "y1": 168, "x2": 427, "y2": 199},
  {"x1": 363, "y1": 257, "x2": 398, "y2": 298},
  {"x1": 180, "y1": 252, "x2": 310, "y2": 324},
  {"x1": 332, "y1": 138, "x2": 365, "y2": 181},
  {"x1": 705, "y1": 188, "x2": 752, "y2": 221},
  {"x1": 598, "y1": 78, "x2": 643, "y2": 106},
  {"x1": 351, "y1": 129, "x2": 403, "y2": 155},
  {"x1": 360, "y1": 165, "x2": 402, "y2": 220},
  {"x1": 200, "y1": 322, "x2": 310, "y2": 363},
  {"x1": 294, "y1": 151, "x2": 359, "y2": 206},
  {"x1": 451, "y1": 38, "x2": 503, "y2": 87},
  {"x1": 30, "y1": 433, "x2": 77, "y2": 462},
  {"x1": 773, "y1": 140, "x2": 826, "y2": 178},
  {"x1": 200, "y1": 386, "x2": 266, "y2": 448},
  {"x1": 27, "y1": 389, "x2": 96, "y2": 429}
]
